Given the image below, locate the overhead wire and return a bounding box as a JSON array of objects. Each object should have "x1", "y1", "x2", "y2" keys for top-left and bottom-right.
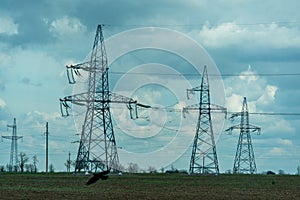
[
  {"x1": 61, "y1": 103, "x2": 300, "y2": 119},
  {"x1": 108, "y1": 71, "x2": 300, "y2": 77},
  {"x1": 102, "y1": 20, "x2": 300, "y2": 28},
  {"x1": 123, "y1": 105, "x2": 300, "y2": 116}
]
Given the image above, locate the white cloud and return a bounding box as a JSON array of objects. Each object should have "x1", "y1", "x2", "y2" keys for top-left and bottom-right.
[
  {"x1": 257, "y1": 85, "x2": 277, "y2": 106},
  {"x1": 269, "y1": 147, "x2": 289, "y2": 156},
  {"x1": 225, "y1": 66, "x2": 265, "y2": 100},
  {"x1": 0, "y1": 52, "x2": 12, "y2": 68},
  {"x1": 263, "y1": 117, "x2": 295, "y2": 135},
  {"x1": 173, "y1": 101, "x2": 186, "y2": 110},
  {"x1": 226, "y1": 93, "x2": 244, "y2": 112},
  {"x1": 20, "y1": 111, "x2": 64, "y2": 132},
  {"x1": 49, "y1": 16, "x2": 86, "y2": 36},
  {"x1": 0, "y1": 17, "x2": 18, "y2": 35},
  {"x1": 25, "y1": 110, "x2": 61, "y2": 122},
  {"x1": 225, "y1": 66, "x2": 278, "y2": 111},
  {"x1": 223, "y1": 66, "x2": 297, "y2": 143},
  {"x1": 239, "y1": 65, "x2": 258, "y2": 83},
  {"x1": 277, "y1": 138, "x2": 293, "y2": 146},
  {"x1": 0, "y1": 98, "x2": 6, "y2": 108},
  {"x1": 197, "y1": 22, "x2": 300, "y2": 48}
]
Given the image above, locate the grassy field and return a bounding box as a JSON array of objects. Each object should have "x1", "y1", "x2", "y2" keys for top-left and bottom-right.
[{"x1": 0, "y1": 173, "x2": 299, "y2": 199}]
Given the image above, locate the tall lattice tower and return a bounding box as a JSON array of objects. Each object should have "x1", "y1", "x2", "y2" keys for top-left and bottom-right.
[
  {"x1": 225, "y1": 97, "x2": 261, "y2": 174},
  {"x1": 2, "y1": 118, "x2": 23, "y2": 171},
  {"x1": 60, "y1": 25, "x2": 143, "y2": 173},
  {"x1": 184, "y1": 66, "x2": 226, "y2": 174}
]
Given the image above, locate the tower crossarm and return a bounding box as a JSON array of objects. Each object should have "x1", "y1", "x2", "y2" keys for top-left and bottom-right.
[
  {"x1": 225, "y1": 124, "x2": 261, "y2": 134},
  {"x1": 183, "y1": 103, "x2": 227, "y2": 118},
  {"x1": 106, "y1": 92, "x2": 150, "y2": 119},
  {"x1": 66, "y1": 62, "x2": 90, "y2": 84},
  {"x1": 248, "y1": 124, "x2": 261, "y2": 134},
  {"x1": 225, "y1": 124, "x2": 242, "y2": 134},
  {"x1": 60, "y1": 91, "x2": 150, "y2": 119},
  {"x1": 109, "y1": 92, "x2": 136, "y2": 104},
  {"x1": 2, "y1": 136, "x2": 23, "y2": 140},
  {"x1": 59, "y1": 92, "x2": 89, "y2": 116},
  {"x1": 65, "y1": 61, "x2": 107, "y2": 84},
  {"x1": 109, "y1": 92, "x2": 138, "y2": 119},
  {"x1": 228, "y1": 112, "x2": 248, "y2": 120},
  {"x1": 187, "y1": 87, "x2": 200, "y2": 99}
]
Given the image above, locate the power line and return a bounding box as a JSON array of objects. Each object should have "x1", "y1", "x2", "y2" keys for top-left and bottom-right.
[
  {"x1": 102, "y1": 21, "x2": 300, "y2": 28},
  {"x1": 244, "y1": 112, "x2": 300, "y2": 116},
  {"x1": 109, "y1": 71, "x2": 300, "y2": 77},
  {"x1": 133, "y1": 106, "x2": 300, "y2": 116}
]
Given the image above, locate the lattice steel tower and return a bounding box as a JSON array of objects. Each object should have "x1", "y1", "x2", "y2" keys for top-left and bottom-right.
[
  {"x1": 60, "y1": 25, "x2": 143, "y2": 173},
  {"x1": 184, "y1": 66, "x2": 226, "y2": 174},
  {"x1": 2, "y1": 118, "x2": 23, "y2": 171},
  {"x1": 225, "y1": 97, "x2": 261, "y2": 174}
]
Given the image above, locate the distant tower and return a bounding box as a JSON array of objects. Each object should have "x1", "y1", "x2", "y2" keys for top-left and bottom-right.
[
  {"x1": 226, "y1": 97, "x2": 261, "y2": 174},
  {"x1": 2, "y1": 118, "x2": 23, "y2": 171},
  {"x1": 60, "y1": 25, "x2": 145, "y2": 173},
  {"x1": 184, "y1": 66, "x2": 226, "y2": 174}
]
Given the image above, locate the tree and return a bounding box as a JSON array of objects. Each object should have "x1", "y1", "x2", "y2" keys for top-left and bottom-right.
[
  {"x1": 297, "y1": 166, "x2": 300, "y2": 175},
  {"x1": 49, "y1": 163, "x2": 55, "y2": 173},
  {"x1": 147, "y1": 166, "x2": 157, "y2": 173},
  {"x1": 19, "y1": 152, "x2": 29, "y2": 172},
  {"x1": 25, "y1": 164, "x2": 35, "y2": 172},
  {"x1": 278, "y1": 169, "x2": 285, "y2": 175},
  {"x1": 32, "y1": 155, "x2": 38, "y2": 173},
  {"x1": 6, "y1": 164, "x2": 13, "y2": 172},
  {"x1": 127, "y1": 163, "x2": 139, "y2": 173},
  {"x1": 64, "y1": 157, "x2": 72, "y2": 172},
  {"x1": 114, "y1": 163, "x2": 125, "y2": 172},
  {"x1": 13, "y1": 165, "x2": 18, "y2": 172}
]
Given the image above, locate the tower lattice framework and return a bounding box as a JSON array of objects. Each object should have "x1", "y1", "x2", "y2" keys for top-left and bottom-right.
[
  {"x1": 184, "y1": 66, "x2": 226, "y2": 174},
  {"x1": 2, "y1": 118, "x2": 23, "y2": 171},
  {"x1": 60, "y1": 25, "x2": 144, "y2": 173},
  {"x1": 226, "y1": 97, "x2": 261, "y2": 174}
]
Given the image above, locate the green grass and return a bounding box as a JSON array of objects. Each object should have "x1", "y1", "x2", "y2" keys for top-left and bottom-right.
[{"x1": 0, "y1": 173, "x2": 299, "y2": 199}]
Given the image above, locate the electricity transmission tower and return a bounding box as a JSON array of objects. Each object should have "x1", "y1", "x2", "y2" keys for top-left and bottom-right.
[
  {"x1": 225, "y1": 97, "x2": 261, "y2": 174},
  {"x1": 183, "y1": 66, "x2": 226, "y2": 174},
  {"x1": 60, "y1": 25, "x2": 146, "y2": 173},
  {"x1": 2, "y1": 118, "x2": 23, "y2": 171}
]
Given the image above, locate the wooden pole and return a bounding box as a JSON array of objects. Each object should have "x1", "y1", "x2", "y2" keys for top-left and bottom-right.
[{"x1": 46, "y1": 122, "x2": 48, "y2": 173}]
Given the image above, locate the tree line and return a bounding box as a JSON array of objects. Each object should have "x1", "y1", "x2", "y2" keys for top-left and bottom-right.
[{"x1": 0, "y1": 152, "x2": 54, "y2": 173}]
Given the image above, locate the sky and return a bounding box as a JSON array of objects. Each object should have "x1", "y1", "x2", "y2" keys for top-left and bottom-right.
[{"x1": 0, "y1": 0, "x2": 299, "y2": 173}]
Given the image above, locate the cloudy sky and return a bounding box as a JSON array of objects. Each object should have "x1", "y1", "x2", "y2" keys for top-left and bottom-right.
[{"x1": 0, "y1": 0, "x2": 299, "y2": 173}]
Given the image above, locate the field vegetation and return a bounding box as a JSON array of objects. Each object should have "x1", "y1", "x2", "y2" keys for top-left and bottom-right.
[{"x1": 0, "y1": 172, "x2": 299, "y2": 199}]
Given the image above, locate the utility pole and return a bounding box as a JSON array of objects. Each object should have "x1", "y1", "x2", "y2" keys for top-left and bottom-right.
[
  {"x1": 67, "y1": 152, "x2": 71, "y2": 172},
  {"x1": 2, "y1": 118, "x2": 23, "y2": 172},
  {"x1": 60, "y1": 25, "x2": 148, "y2": 173},
  {"x1": 45, "y1": 122, "x2": 49, "y2": 173},
  {"x1": 183, "y1": 66, "x2": 226, "y2": 174},
  {"x1": 225, "y1": 97, "x2": 260, "y2": 174}
]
